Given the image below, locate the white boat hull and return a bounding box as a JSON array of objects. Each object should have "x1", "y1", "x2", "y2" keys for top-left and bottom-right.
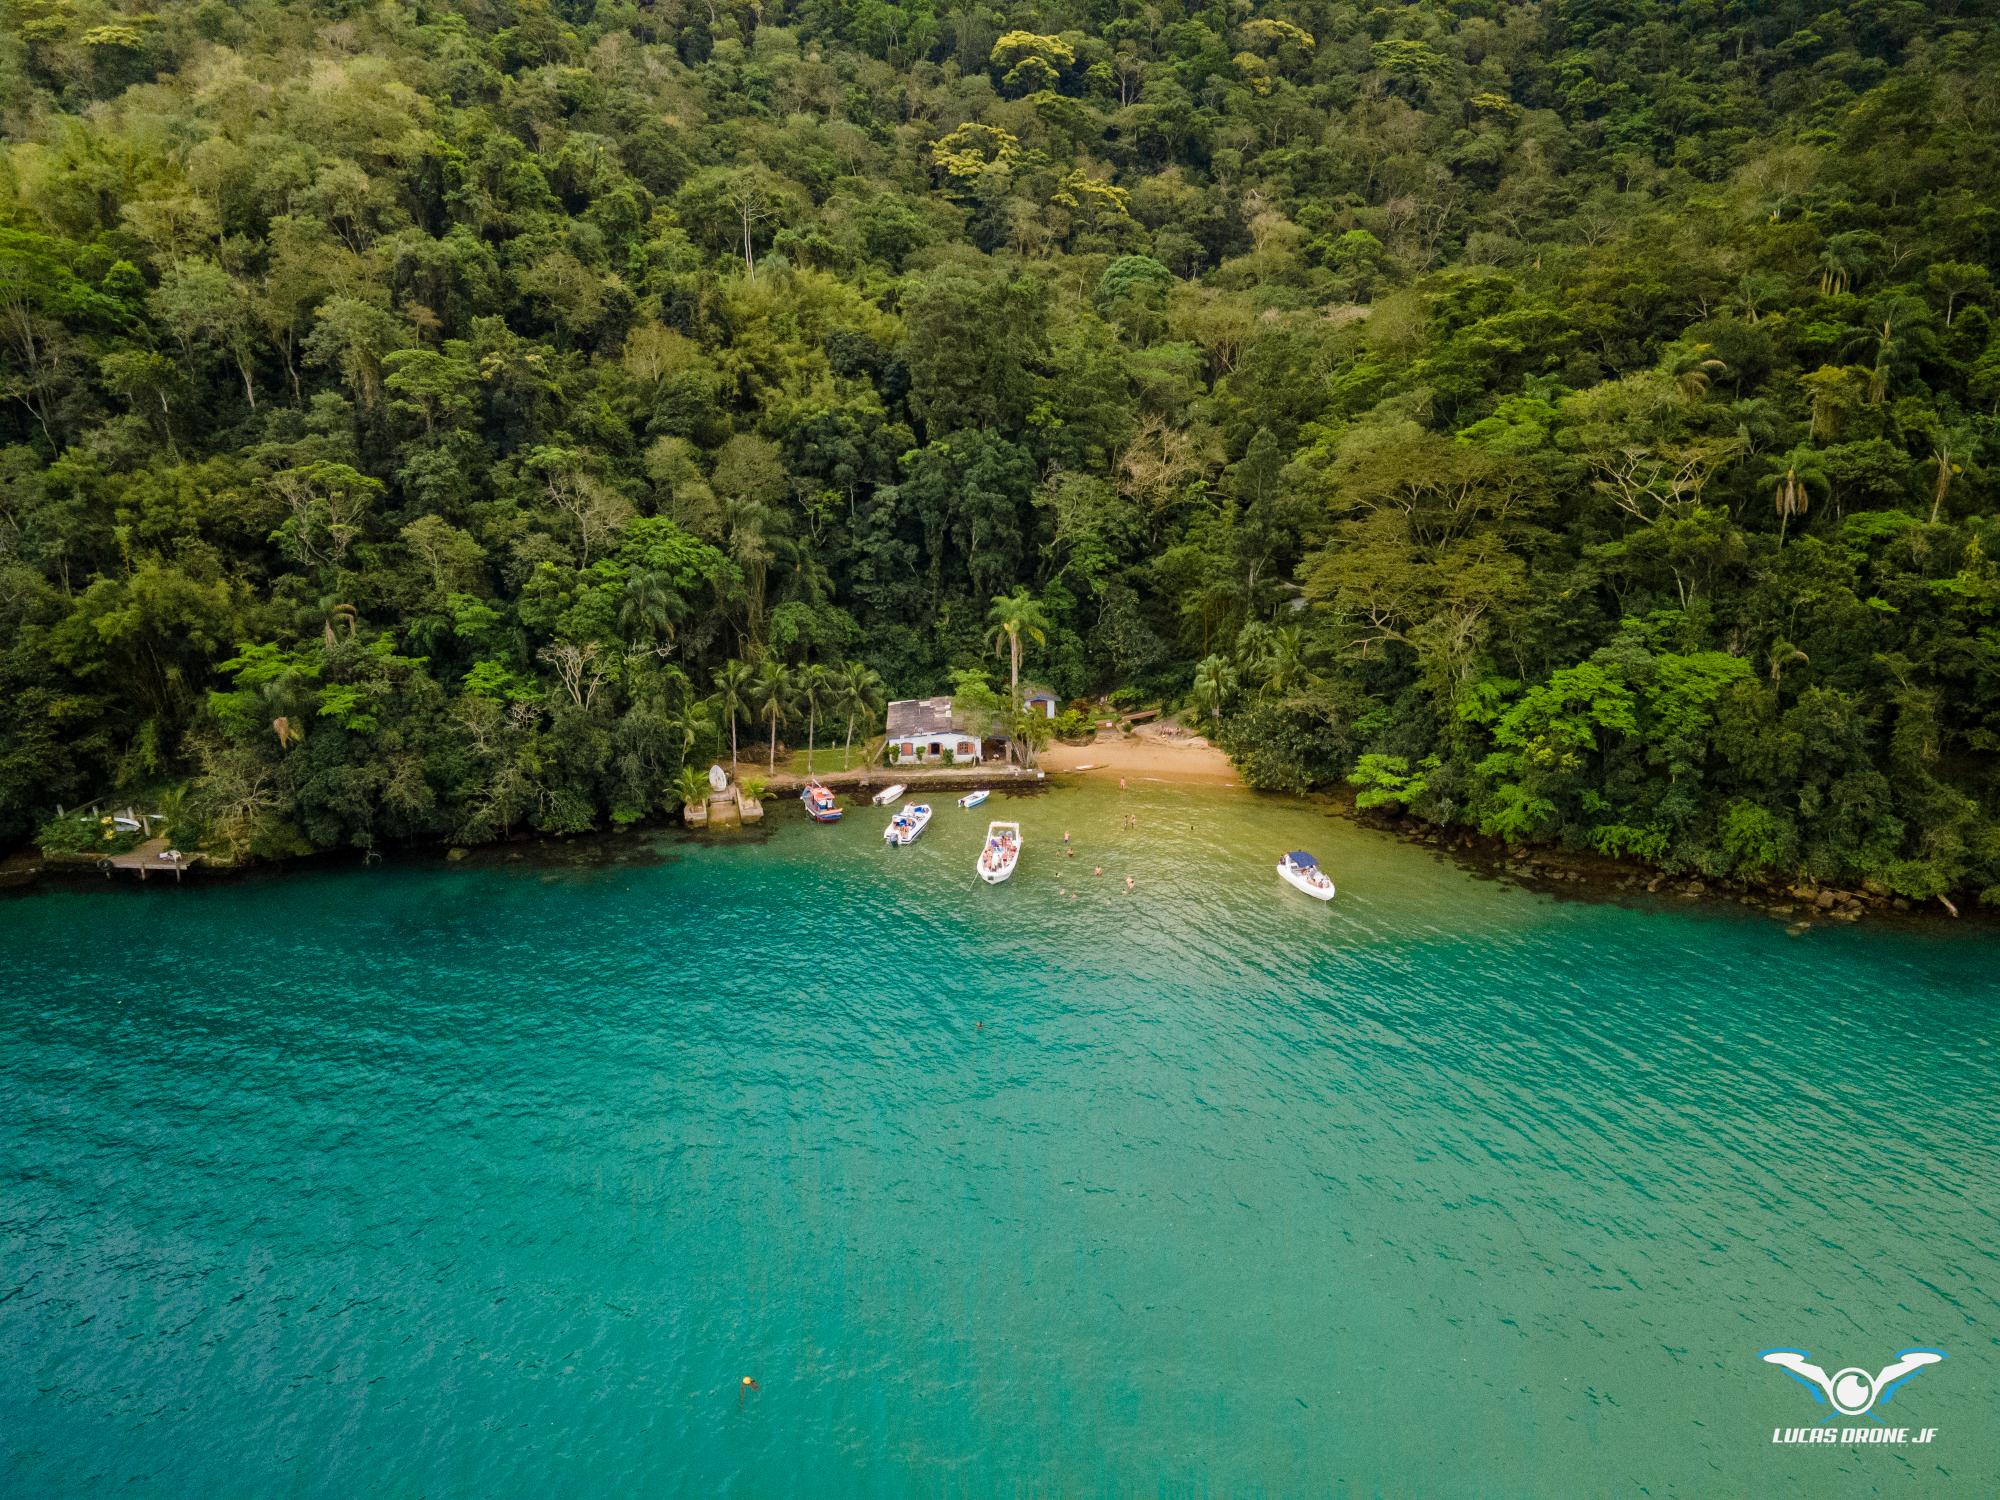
[
  {"x1": 872, "y1": 783, "x2": 907, "y2": 806},
  {"x1": 884, "y1": 804, "x2": 932, "y2": 845},
  {"x1": 978, "y1": 821, "x2": 1022, "y2": 884},
  {"x1": 1277, "y1": 862, "x2": 1336, "y2": 900},
  {"x1": 958, "y1": 789, "x2": 990, "y2": 809}
]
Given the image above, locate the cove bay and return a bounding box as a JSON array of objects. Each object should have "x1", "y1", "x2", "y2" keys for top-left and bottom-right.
[{"x1": 4, "y1": 782, "x2": 1994, "y2": 1496}]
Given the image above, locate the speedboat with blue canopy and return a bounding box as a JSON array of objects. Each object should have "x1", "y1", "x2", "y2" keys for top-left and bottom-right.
[{"x1": 1277, "y1": 849, "x2": 1335, "y2": 900}]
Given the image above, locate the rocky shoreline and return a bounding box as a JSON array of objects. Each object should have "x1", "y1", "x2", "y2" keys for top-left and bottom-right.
[{"x1": 1355, "y1": 804, "x2": 1966, "y2": 931}]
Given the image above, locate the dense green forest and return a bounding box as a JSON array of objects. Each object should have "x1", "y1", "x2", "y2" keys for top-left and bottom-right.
[{"x1": 3, "y1": 0, "x2": 1999, "y2": 898}]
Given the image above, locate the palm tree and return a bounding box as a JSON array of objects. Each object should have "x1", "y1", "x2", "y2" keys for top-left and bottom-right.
[
  {"x1": 752, "y1": 658, "x2": 793, "y2": 773},
  {"x1": 837, "y1": 660, "x2": 886, "y2": 769},
  {"x1": 985, "y1": 588, "x2": 1050, "y2": 703},
  {"x1": 985, "y1": 587, "x2": 1050, "y2": 762},
  {"x1": 797, "y1": 663, "x2": 828, "y2": 774},
  {"x1": 1190, "y1": 654, "x2": 1237, "y2": 734},
  {"x1": 1815, "y1": 230, "x2": 1877, "y2": 297},
  {"x1": 1928, "y1": 424, "x2": 1973, "y2": 525},
  {"x1": 713, "y1": 659, "x2": 753, "y2": 772},
  {"x1": 619, "y1": 566, "x2": 686, "y2": 646},
  {"x1": 1670, "y1": 344, "x2": 1727, "y2": 404},
  {"x1": 1843, "y1": 293, "x2": 1927, "y2": 406},
  {"x1": 1726, "y1": 396, "x2": 1779, "y2": 457},
  {"x1": 669, "y1": 699, "x2": 714, "y2": 768},
  {"x1": 1764, "y1": 447, "x2": 1826, "y2": 546},
  {"x1": 1768, "y1": 639, "x2": 1809, "y2": 686},
  {"x1": 1799, "y1": 365, "x2": 1866, "y2": 443},
  {"x1": 673, "y1": 765, "x2": 709, "y2": 811},
  {"x1": 1256, "y1": 624, "x2": 1309, "y2": 696}
]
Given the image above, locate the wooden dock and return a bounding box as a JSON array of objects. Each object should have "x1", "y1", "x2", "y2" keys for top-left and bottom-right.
[{"x1": 100, "y1": 837, "x2": 199, "y2": 881}]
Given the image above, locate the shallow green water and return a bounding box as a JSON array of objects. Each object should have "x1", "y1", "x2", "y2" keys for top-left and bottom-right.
[{"x1": 3, "y1": 782, "x2": 1996, "y2": 1496}]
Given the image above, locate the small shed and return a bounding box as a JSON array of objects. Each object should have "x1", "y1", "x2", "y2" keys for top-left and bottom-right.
[{"x1": 1023, "y1": 690, "x2": 1059, "y2": 719}]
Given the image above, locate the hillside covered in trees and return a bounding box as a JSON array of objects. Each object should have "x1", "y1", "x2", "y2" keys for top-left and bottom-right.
[{"x1": 3, "y1": 0, "x2": 1999, "y2": 899}]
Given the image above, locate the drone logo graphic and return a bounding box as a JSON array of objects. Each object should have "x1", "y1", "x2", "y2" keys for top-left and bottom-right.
[{"x1": 1759, "y1": 1347, "x2": 1946, "y2": 1422}]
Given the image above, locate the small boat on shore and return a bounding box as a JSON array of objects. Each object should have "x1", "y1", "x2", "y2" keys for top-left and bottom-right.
[
  {"x1": 978, "y1": 821, "x2": 1022, "y2": 884},
  {"x1": 958, "y1": 789, "x2": 990, "y2": 809},
  {"x1": 884, "y1": 803, "x2": 932, "y2": 845},
  {"x1": 801, "y1": 781, "x2": 842, "y2": 822},
  {"x1": 872, "y1": 783, "x2": 907, "y2": 806},
  {"x1": 1277, "y1": 849, "x2": 1335, "y2": 901}
]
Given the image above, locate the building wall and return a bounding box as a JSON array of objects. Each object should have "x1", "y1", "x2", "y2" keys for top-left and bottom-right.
[{"x1": 894, "y1": 736, "x2": 982, "y2": 763}]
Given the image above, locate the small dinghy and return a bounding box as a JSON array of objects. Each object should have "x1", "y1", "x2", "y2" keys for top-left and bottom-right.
[
  {"x1": 958, "y1": 789, "x2": 990, "y2": 809},
  {"x1": 800, "y1": 780, "x2": 842, "y2": 822},
  {"x1": 884, "y1": 803, "x2": 932, "y2": 845},
  {"x1": 977, "y1": 821, "x2": 1022, "y2": 884},
  {"x1": 872, "y1": 783, "x2": 907, "y2": 806},
  {"x1": 1277, "y1": 849, "x2": 1335, "y2": 901}
]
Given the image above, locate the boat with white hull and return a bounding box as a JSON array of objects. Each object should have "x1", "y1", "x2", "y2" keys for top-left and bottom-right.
[
  {"x1": 884, "y1": 803, "x2": 932, "y2": 845},
  {"x1": 958, "y1": 789, "x2": 990, "y2": 809},
  {"x1": 872, "y1": 783, "x2": 907, "y2": 806},
  {"x1": 1277, "y1": 849, "x2": 1335, "y2": 901},
  {"x1": 978, "y1": 821, "x2": 1022, "y2": 884}
]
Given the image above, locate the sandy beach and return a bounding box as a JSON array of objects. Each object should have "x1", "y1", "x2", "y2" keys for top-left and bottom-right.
[{"x1": 1040, "y1": 727, "x2": 1237, "y2": 785}]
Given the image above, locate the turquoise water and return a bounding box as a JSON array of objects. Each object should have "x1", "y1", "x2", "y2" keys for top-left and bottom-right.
[{"x1": 3, "y1": 782, "x2": 1996, "y2": 1496}]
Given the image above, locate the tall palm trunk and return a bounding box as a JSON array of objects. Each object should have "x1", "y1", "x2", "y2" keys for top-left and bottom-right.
[
  {"x1": 844, "y1": 712, "x2": 855, "y2": 769},
  {"x1": 806, "y1": 699, "x2": 816, "y2": 774},
  {"x1": 1006, "y1": 627, "x2": 1021, "y2": 765},
  {"x1": 768, "y1": 712, "x2": 778, "y2": 774}
]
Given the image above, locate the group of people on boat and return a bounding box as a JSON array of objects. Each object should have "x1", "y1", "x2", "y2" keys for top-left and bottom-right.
[{"x1": 980, "y1": 829, "x2": 1018, "y2": 874}]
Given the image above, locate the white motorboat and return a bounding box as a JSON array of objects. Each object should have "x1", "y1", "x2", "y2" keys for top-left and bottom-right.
[
  {"x1": 958, "y1": 789, "x2": 990, "y2": 809},
  {"x1": 872, "y1": 783, "x2": 907, "y2": 806},
  {"x1": 1277, "y1": 849, "x2": 1335, "y2": 901},
  {"x1": 977, "y1": 821, "x2": 1022, "y2": 884},
  {"x1": 884, "y1": 803, "x2": 932, "y2": 845}
]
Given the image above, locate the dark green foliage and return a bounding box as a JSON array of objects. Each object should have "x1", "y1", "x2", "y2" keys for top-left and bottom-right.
[{"x1": 1, "y1": 0, "x2": 1998, "y2": 899}]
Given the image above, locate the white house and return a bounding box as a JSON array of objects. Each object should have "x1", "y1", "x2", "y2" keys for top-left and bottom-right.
[
  {"x1": 1023, "y1": 689, "x2": 1059, "y2": 718},
  {"x1": 885, "y1": 696, "x2": 984, "y2": 764}
]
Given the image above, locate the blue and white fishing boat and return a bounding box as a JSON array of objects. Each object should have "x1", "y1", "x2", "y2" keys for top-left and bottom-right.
[
  {"x1": 1276, "y1": 849, "x2": 1335, "y2": 901},
  {"x1": 801, "y1": 781, "x2": 843, "y2": 822},
  {"x1": 958, "y1": 789, "x2": 990, "y2": 809},
  {"x1": 884, "y1": 803, "x2": 932, "y2": 845}
]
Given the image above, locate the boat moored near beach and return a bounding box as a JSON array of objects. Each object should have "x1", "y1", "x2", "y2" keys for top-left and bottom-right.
[
  {"x1": 884, "y1": 803, "x2": 932, "y2": 845},
  {"x1": 978, "y1": 821, "x2": 1022, "y2": 884},
  {"x1": 801, "y1": 781, "x2": 843, "y2": 821},
  {"x1": 872, "y1": 783, "x2": 907, "y2": 806},
  {"x1": 1277, "y1": 850, "x2": 1335, "y2": 901},
  {"x1": 958, "y1": 789, "x2": 990, "y2": 809}
]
